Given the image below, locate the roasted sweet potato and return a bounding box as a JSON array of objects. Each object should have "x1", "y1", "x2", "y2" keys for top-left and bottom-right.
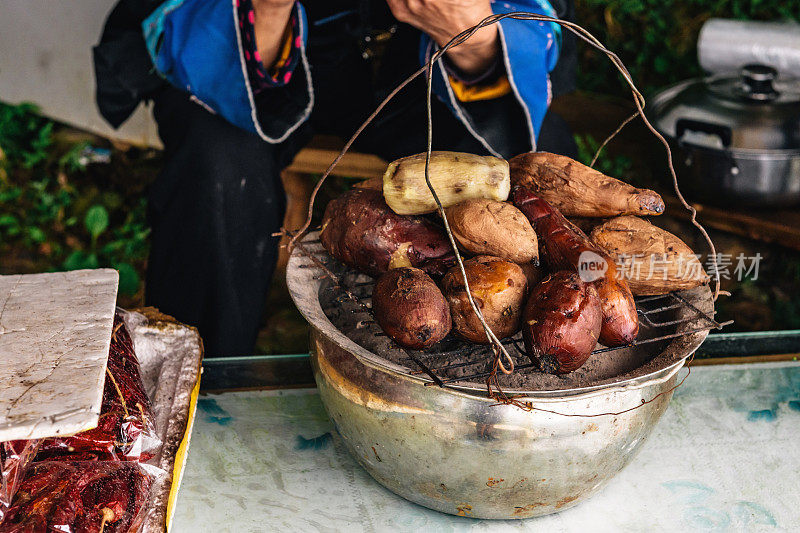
[
  {"x1": 372, "y1": 267, "x2": 451, "y2": 349},
  {"x1": 320, "y1": 188, "x2": 454, "y2": 277},
  {"x1": 444, "y1": 199, "x2": 538, "y2": 263},
  {"x1": 595, "y1": 270, "x2": 640, "y2": 346},
  {"x1": 509, "y1": 152, "x2": 664, "y2": 217},
  {"x1": 354, "y1": 177, "x2": 383, "y2": 190},
  {"x1": 441, "y1": 256, "x2": 528, "y2": 343},
  {"x1": 519, "y1": 261, "x2": 545, "y2": 288},
  {"x1": 512, "y1": 187, "x2": 639, "y2": 346},
  {"x1": 590, "y1": 216, "x2": 709, "y2": 295},
  {"x1": 522, "y1": 271, "x2": 602, "y2": 374},
  {"x1": 568, "y1": 216, "x2": 604, "y2": 235},
  {"x1": 383, "y1": 151, "x2": 510, "y2": 215}
]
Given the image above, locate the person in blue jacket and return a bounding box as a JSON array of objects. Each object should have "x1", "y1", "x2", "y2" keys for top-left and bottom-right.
[{"x1": 94, "y1": 0, "x2": 577, "y2": 357}]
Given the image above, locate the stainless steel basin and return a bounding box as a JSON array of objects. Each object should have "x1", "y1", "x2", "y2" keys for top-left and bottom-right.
[{"x1": 287, "y1": 233, "x2": 712, "y2": 519}]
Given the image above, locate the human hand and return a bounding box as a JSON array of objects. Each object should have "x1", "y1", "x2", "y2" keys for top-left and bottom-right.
[{"x1": 385, "y1": 0, "x2": 499, "y2": 75}]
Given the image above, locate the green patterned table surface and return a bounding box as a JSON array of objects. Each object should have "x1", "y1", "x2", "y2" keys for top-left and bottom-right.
[{"x1": 172, "y1": 362, "x2": 800, "y2": 532}]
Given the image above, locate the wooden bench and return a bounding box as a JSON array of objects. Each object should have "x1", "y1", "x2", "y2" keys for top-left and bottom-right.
[{"x1": 277, "y1": 136, "x2": 387, "y2": 270}]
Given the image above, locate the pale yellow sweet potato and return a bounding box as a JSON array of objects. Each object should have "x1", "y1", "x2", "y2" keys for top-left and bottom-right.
[
  {"x1": 444, "y1": 199, "x2": 538, "y2": 263},
  {"x1": 509, "y1": 152, "x2": 664, "y2": 217},
  {"x1": 590, "y1": 216, "x2": 709, "y2": 295},
  {"x1": 383, "y1": 151, "x2": 509, "y2": 215}
]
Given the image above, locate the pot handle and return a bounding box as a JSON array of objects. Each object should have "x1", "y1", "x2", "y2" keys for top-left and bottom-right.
[{"x1": 676, "y1": 118, "x2": 732, "y2": 148}]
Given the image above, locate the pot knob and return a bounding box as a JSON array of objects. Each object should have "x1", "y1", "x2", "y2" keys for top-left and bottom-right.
[{"x1": 740, "y1": 64, "x2": 779, "y2": 101}]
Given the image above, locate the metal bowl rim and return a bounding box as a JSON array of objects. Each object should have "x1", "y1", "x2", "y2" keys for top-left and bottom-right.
[{"x1": 288, "y1": 232, "x2": 710, "y2": 400}]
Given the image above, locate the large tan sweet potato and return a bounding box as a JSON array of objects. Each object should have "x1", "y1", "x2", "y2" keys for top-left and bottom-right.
[
  {"x1": 590, "y1": 216, "x2": 709, "y2": 295},
  {"x1": 445, "y1": 199, "x2": 538, "y2": 263},
  {"x1": 441, "y1": 256, "x2": 528, "y2": 343},
  {"x1": 509, "y1": 152, "x2": 664, "y2": 217}
]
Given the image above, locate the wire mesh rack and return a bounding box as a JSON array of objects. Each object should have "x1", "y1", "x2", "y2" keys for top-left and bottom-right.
[{"x1": 293, "y1": 236, "x2": 730, "y2": 389}]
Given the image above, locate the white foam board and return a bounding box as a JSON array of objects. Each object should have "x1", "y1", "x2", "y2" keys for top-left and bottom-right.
[{"x1": 0, "y1": 269, "x2": 119, "y2": 441}]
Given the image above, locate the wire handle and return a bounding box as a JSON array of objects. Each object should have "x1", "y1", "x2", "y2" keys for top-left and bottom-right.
[{"x1": 285, "y1": 12, "x2": 722, "y2": 406}]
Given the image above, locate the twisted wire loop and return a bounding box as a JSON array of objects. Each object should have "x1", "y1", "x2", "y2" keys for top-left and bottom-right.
[{"x1": 285, "y1": 12, "x2": 721, "y2": 414}]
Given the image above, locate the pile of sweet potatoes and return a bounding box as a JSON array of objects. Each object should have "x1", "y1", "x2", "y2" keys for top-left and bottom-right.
[{"x1": 319, "y1": 151, "x2": 708, "y2": 374}]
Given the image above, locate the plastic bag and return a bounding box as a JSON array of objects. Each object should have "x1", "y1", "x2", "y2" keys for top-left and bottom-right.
[
  {"x1": 35, "y1": 314, "x2": 159, "y2": 462},
  {"x1": 0, "y1": 440, "x2": 40, "y2": 522},
  {"x1": 0, "y1": 461, "x2": 163, "y2": 533}
]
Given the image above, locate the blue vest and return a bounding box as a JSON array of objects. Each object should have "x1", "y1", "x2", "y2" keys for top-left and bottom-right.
[{"x1": 144, "y1": 0, "x2": 560, "y2": 151}]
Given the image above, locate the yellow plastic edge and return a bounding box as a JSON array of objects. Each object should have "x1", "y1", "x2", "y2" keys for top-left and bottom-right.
[{"x1": 165, "y1": 369, "x2": 202, "y2": 531}]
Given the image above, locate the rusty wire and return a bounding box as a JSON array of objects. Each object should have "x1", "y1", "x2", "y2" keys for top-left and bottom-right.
[
  {"x1": 421, "y1": 39, "x2": 515, "y2": 374},
  {"x1": 487, "y1": 351, "x2": 696, "y2": 418},
  {"x1": 285, "y1": 11, "x2": 723, "y2": 411},
  {"x1": 589, "y1": 111, "x2": 639, "y2": 167},
  {"x1": 288, "y1": 12, "x2": 721, "y2": 300}
]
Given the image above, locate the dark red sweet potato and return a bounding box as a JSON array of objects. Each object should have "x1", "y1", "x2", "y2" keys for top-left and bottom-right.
[
  {"x1": 522, "y1": 271, "x2": 602, "y2": 374},
  {"x1": 512, "y1": 187, "x2": 639, "y2": 346},
  {"x1": 372, "y1": 267, "x2": 451, "y2": 349},
  {"x1": 320, "y1": 189, "x2": 454, "y2": 277}
]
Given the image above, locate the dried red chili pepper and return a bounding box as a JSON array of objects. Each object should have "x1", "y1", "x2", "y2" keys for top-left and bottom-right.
[
  {"x1": 0, "y1": 461, "x2": 155, "y2": 533},
  {"x1": 35, "y1": 313, "x2": 158, "y2": 462},
  {"x1": 0, "y1": 440, "x2": 40, "y2": 522}
]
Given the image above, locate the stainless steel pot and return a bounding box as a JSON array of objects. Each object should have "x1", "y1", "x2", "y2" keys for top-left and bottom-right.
[
  {"x1": 287, "y1": 235, "x2": 713, "y2": 519},
  {"x1": 651, "y1": 64, "x2": 800, "y2": 207}
]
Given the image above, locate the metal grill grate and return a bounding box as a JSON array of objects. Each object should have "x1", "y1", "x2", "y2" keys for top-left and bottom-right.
[{"x1": 294, "y1": 237, "x2": 729, "y2": 388}]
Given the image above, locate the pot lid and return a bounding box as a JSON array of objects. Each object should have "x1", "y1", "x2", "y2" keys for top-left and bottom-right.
[{"x1": 650, "y1": 64, "x2": 800, "y2": 153}]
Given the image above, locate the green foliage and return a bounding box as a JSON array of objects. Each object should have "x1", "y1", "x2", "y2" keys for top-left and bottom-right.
[
  {"x1": 55, "y1": 199, "x2": 149, "y2": 295},
  {"x1": 85, "y1": 205, "x2": 110, "y2": 242},
  {"x1": 0, "y1": 176, "x2": 74, "y2": 250},
  {"x1": 575, "y1": 0, "x2": 800, "y2": 96},
  {"x1": 58, "y1": 141, "x2": 91, "y2": 173},
  {"x1": 574, "y1": 133, "x2": 633, "y2": 177},
  {"x1": 0, "y1": 102, "x2": 53, "y2": 169},
  {"x1": 0, "y1": 101, "x2": 151, "y2": 297},
  {"x1": 114, "y1": 262, "x2": 141, "y2": 296},
  {"x1": 62, "y1": 249, "x2": 99, "y2": 271},
  {"x1": 59, "y1": 199, "x2": 148, "y2": 292}
]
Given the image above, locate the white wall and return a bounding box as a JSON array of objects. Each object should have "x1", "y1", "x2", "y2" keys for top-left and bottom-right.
[{"x1": 0, "y1": 1, "x2": 161, "y2": 147}]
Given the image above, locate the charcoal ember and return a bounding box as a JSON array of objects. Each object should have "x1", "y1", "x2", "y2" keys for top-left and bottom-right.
[
  {"x1": 35, "y1": 313, "x2": 158, "y2": 462},
  {"x1": 0, "y1": 461, "x2": 155, "y2": 533}
]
